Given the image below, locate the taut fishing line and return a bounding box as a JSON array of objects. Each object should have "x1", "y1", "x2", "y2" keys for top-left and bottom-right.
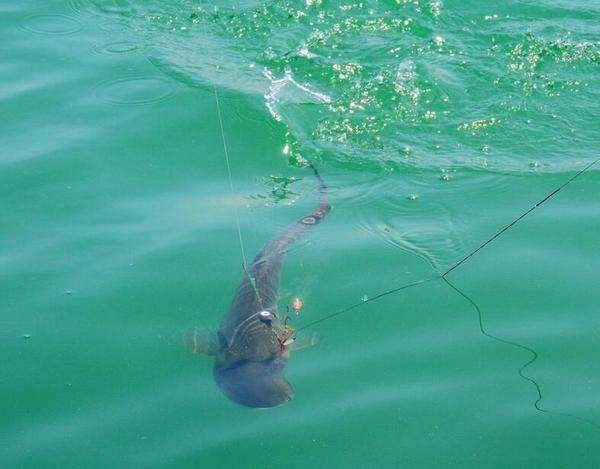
[
  {"x1": 298, "y1": 157, "x2": 600, "y2": 332},
  {"x1": 214, "y1": 86, "x2": 248, "y2": 270},
  {"x1": 198, "y1": 0, "x2": 599, "y2": 427},
  {"x1": 296, "y1": 156, "x2": 599, "y2": 429},
  {"x1": 200, "y1": 4, "x2": 248, "y2": 271}
]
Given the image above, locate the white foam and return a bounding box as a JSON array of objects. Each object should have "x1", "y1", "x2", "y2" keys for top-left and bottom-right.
[{"x1": 263, "y1": 67, "x2": 331, "y2": 122}]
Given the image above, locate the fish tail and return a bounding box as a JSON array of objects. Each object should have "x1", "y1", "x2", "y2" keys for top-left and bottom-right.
[
  {"x1": 226, "y1": 160, "x2": 332, "y2": 325},
  {"x1": 298, "y1": 161, "x2": 331, "y2": 227}
]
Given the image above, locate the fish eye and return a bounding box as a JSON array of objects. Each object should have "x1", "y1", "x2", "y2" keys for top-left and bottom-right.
[{"x1": 258, "y1": 310, "x2": 274, "y2": 323}]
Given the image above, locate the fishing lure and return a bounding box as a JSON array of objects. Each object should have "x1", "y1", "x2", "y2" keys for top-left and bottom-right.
[{"x1": 292, "y1": 297, "x2": 304, "y2": 315}]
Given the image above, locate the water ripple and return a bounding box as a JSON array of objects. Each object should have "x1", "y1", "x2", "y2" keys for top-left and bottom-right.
[
  {"x1": 94, "y1": 40, "x2": 140, "y2": 55},
  {"x1": 94, "y1": 76, "x2": 178, "y2": 106},
  {"x1": 89, "y1": 0, "x2": 600, "y2": 173},
  {"x1": 21, "y1": 14, "x2": 83, "y2": 36}
]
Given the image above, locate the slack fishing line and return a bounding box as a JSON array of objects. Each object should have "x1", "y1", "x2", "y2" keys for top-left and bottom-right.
[
  {"x1": 441, "y1": 274, "x2": 600, "y2": 432},
  {"x1": 296, "y1": 157, "x2": 600, "y2": 333}
]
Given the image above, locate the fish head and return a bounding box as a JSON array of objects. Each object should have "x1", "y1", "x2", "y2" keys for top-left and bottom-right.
[
  {"x1": 213, "y1": 309, "x2": 297, "y2": 407},
  {"x1": 213, "y1": 354, "x2": 294, "y2": 408}
]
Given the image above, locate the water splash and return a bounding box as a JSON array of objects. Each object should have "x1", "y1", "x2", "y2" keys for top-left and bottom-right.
[
  {"x1": 263, "y1": 67, "x2": 331, "y2": 122},
  {"x1": 90, "y1": 0, "x2": 600, "y2": 172}
]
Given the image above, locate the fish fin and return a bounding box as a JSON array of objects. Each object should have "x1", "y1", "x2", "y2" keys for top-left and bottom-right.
[
  {"x1": 183, "y1": 328, "x2": 220, "y2": 356},
  {"x1": 286, "y1": 332, "x2": 318, "y2": 352}
]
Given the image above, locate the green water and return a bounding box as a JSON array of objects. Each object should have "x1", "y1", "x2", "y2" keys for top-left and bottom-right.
[{"x1": 2, "y1": 0, "x2": 599, "y2": 466}]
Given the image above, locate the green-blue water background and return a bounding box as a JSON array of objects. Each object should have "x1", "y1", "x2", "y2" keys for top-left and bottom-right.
[{"x1": 2, "y1": 0, "x2": 599, "y2": 466}]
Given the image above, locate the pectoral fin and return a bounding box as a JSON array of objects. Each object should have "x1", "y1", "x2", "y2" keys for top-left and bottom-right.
[{"x1": 183, "y1": 328, "x2": 220, "y2": 356}]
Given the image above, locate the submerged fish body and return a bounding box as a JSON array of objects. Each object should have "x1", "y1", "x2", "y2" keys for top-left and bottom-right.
[{"x1": 188, "y1": 163, "x2": 330, "y2": 408}]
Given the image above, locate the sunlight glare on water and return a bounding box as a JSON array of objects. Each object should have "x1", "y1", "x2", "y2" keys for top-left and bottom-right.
[{"x1": 2, "y1": 0, "x2": 599, "y2": 467}]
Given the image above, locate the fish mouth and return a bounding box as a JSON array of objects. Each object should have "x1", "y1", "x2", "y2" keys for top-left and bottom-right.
[{"x1": 214, "y1": 358, "x2": 294, "y2": 408}]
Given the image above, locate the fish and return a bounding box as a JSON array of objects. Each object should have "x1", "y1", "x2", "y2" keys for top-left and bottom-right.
[{"x1": 185, "y1": 162, "x2": 330, "y2": 408}]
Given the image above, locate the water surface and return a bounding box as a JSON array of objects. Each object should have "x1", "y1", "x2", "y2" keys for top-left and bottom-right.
[{"x1": 2, "y1": 0, "x2": 600, "y2": 466}]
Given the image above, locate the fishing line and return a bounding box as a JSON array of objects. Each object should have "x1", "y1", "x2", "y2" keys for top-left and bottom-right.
[
  {"x1": 441, "y1": 275, "x2": 546, "y2": 411},
  {"x1": 202, "y1": 8, "x2": 248, "y2": 270},
  {"x1": 295, "y1": 157, "x2": 599, "y2": 429},
  {"x1": 295, "y1": 276, "x2": 436, "y2": 332},
  {"x1": 297, "y1": 157, "x2": 600, "y2": 332},
  {"x1": 214, "y1": 86, "x2": 248, "y2": 269},
  {"x1": 196, "y1": 4, "x2": 600, "y2": 428},
  {"x1": 435, "y1": 158, "x2": 599, "y2": 426},
  {"x1": 442, "y1": 275, "x2": 600, "y2": 432},
  {"x1": 442, "y1": 157, "x2": 600, "y2": 277}
]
